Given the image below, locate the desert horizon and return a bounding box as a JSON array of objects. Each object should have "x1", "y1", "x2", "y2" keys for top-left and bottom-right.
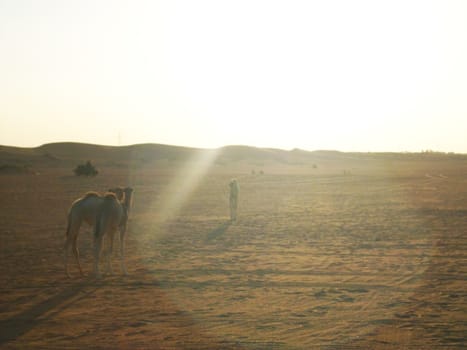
[{"x1": 3, "y1": 140, "x2": 467, "y2": 155}]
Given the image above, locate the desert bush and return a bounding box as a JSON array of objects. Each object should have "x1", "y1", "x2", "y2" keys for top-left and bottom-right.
[{"x1": 74, "y1": 160, "x2": 98, "y2": 176}]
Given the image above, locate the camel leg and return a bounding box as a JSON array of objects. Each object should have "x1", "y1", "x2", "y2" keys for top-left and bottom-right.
[
  {"x1": 64, "y1": 237, "x2": 72, "y2": 278},
  {"x1": 119, "y1": 224, "x2": 128, "y2": 275},
  {"x1": 93, "y1": 233, "x2": 104, "y2": 278},
  {"x1": 105, "y1": 230, "x2": 115, "y2": 275},
  {"x1": 64, "y1": 222, "x2": 81, "y2": 278},
  {"x1": 72, "y1": 237, "x2": 84, "y2": 277}
]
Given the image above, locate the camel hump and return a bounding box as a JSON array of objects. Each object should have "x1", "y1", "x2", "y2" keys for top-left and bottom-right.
[
  {"x1": 103, "y1": 192, "x2": 118, "y2": 201},
  {"x1": 83, "y1": 191, "x2": 101, "y2": 199}
]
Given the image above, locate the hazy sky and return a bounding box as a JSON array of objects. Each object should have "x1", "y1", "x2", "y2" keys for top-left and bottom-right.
[{"x1": 1, "y1": 0, "x2": 466, "y2": 152}]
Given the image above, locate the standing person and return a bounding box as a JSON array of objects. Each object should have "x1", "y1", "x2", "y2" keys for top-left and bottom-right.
[{"x1": 229, "y1": 179, "x2": 239, "y2": 221}]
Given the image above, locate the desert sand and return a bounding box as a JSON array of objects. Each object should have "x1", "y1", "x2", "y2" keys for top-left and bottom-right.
[{"x1": 0, "y1": 143, "x2": 466, "y2": 349}]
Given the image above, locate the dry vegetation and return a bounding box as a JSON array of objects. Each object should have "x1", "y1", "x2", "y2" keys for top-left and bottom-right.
[{"x1": 0, "y1": 143, "x2": 466, "y2": 349}]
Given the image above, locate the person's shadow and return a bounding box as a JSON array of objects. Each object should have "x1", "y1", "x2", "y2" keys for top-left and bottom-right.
[
  {"x1": 0, "y1": 280, "x2": 99, "y2": 345},
  {"x1": 206, "y1": 221, "x2": 232, "y2": 242}
]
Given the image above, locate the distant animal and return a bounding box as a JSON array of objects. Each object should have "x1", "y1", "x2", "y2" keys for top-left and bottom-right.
[
  {"x1": 64, "y1": 187, "x2": 133, "y2": 277},
  {"x1": 93, "y1": 193, "x2": 124, "y2": 278},
  {"x1": 229, "y1": 179, "x2": 239, "y2": 221}
]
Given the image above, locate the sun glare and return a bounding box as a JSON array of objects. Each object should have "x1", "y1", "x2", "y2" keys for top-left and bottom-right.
[
  {"x1": 154, "y1": 148, "x2": 220, "y2": 223},
  {"x1": 0, "y1": 1, "x2": 466, "y2": 152},
  {"x1": 157, "y1": 0, "x2": 466, "y2": 152}
]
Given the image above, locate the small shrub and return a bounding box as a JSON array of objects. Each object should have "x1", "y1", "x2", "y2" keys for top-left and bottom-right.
[{"x1": 74, "y1": 160, "x2": 98, "y2": 176}]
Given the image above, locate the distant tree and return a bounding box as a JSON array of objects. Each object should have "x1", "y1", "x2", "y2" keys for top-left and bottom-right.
[{"x1": 74, "y1": 160, "x2": 98, "y2": 176}]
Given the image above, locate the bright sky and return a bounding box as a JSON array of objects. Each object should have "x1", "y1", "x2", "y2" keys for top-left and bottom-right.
[{"x1": 1, "y1": 0, "x2": 466, "y2": 152}]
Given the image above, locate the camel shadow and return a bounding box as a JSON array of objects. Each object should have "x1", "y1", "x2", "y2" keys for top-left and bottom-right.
[
  {"x1": 206, "y1": 220, "x2": 232, "y2": 242},
  {"x1": 0, "y1": 280, "x2": 99, "y2": 345}
]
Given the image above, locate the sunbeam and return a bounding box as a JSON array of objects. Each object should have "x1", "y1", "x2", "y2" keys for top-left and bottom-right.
[{"x1": 154, "y1": 148, "x2": 220, "y2": 223}]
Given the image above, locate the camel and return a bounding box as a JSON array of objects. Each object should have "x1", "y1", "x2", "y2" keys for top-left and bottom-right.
[
  {"x1": 64, "y1": 187, "x2": 133, "y2": 277},
  {"x1": 93, "y1": 193, "x2": 124, "y2": 278},
  {"x1": 229, "y1": 179, "x2": 239, "y2": 221}
]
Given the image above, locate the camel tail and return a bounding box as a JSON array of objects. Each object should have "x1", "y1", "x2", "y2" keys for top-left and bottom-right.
[
  {"x1": 94, "y1": 209, "x2": 105, "y2": 239},
  {"x1": 65, "y1": 211, "x2": 72, "y2": 239}
]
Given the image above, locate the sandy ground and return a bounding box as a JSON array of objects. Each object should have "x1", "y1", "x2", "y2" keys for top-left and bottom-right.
[{"x1": 0, "y1": 157, "x2": 466, "y2": 349}]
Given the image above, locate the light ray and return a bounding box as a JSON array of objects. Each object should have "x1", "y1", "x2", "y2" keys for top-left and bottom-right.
[{"x1": 154, "y1": 148, "x2": 220, "y2": 223}]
